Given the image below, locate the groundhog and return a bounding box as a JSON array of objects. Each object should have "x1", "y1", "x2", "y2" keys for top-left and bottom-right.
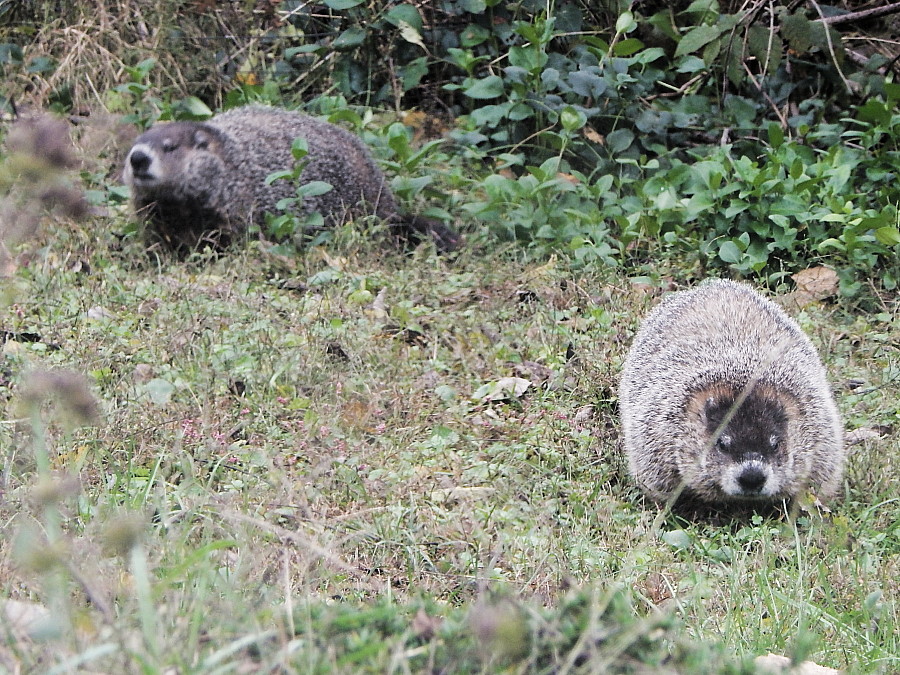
[
  {"x1": 618, "y1": 279, "x2": 845, "y2": 505},
  {"x1": 122, "y1": 105, "x2": 460, "y2": 252}
]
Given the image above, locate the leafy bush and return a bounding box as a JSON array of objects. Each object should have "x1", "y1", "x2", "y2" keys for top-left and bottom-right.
[
  {"x1": 5, "y1": 0, "x2": 899, "y2": 289},
  {"x1": 437, "y1": 3, "x2": 900, "y2": 290}
]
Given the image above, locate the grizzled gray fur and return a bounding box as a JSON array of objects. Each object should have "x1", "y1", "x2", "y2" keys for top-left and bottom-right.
[
  {"x1": 619, "y1": 279, "x2": 845, "y2": 505},
  {"x1": 122, "y1": 105, "x2": 459, "y2": 251}
]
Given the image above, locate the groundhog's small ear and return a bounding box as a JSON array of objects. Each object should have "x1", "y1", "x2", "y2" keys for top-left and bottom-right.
[{"x1": 193, "y1": 129, "x2": 212, "y2": 150}]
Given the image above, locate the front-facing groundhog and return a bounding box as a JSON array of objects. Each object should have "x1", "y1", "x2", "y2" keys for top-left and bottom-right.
[
  {"x1": 619, "y1": 279, "x2": 845, "y2": 505},
  {"x1": 122, "y1": 105, "x2": 460, "y2": 252}
]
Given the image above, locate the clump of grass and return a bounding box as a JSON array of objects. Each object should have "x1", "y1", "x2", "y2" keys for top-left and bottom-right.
[{"x1": 0, "y1": 211, "x2": 897, "y2": 672}]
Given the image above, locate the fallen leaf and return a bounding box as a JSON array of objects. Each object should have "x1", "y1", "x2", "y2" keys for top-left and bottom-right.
[
  {"x1": 512, "y1": 360, "x2": 553, "y2": 384},
  {"x1": 573, "y1": 405, "x2": 594, "y2": 424},
  {"x1": 780, "y1": 267, "x2": 839, "y2": 308},
  {"x1": 583, "y1": 126, "x2": 604, "y2": 144},
  {"x1": 792, "y1": 267, "x2": 839, "y2": 299},
  {"x1": 844, "y1": 427, "x2": 882, "y2": 445},
  {"x1": 473, "y1": 377, "x2": 532, "y2": 402},
  {"x1": 87, "y1": 306, "x2": 115, "y2": 320}
]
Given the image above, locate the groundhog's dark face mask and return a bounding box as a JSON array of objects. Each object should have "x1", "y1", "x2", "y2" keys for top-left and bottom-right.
[{"x1": 701, "y1": 386, "x2": 790, "y2": 499}]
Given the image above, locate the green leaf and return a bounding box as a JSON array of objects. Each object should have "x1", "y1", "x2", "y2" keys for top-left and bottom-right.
[
  {"x1": 323, "y1": 0, "x2": 364, "y2": 8},
  {"x1": 285, "y1": 45, "x2": 321, "y2": 57},
  {"x1": 400, "y1": 56, "x2": 428, "y2": 91},
  {"x1": 662, "y1": 530, "x2": 692, "y2": 549},
  {"x1": 747, "y1": 25, "x2": 782, "y2": 73},
  {"x1": 143, "y1": 378, "x2": 175, "y2": 406},
  {"x1": 470, "y1": 103, "x2": 511, "y2": 126},
  {"x1": 569, "y1": 69, "x2": 607, "y2": 98},
  {"x1": 462, "y1": 75, "x2": 504, "y2": 99},
  {"x1": 460, "y1": 24, "x2": 490, "y2": 48},
  {"x1": 459, "y1": 0, "x2": 486, "y2": 11},
  {"x1": 874, "y1": 227, "x2": 900, "y2": 246},
  {"x1": 265, "y1": 170, "x2": 294, "y2": 185},
  {"x1": 676, "y1": 55, "x2": 707, "y2": 74},
  {"x1": 857, "y1": 99, "x2": 891, "y2": 126},
  {"x1": 724, "y1": 202, "x2": 748, "y2": 219},
  {"x1": 648, "y1": 10, "x2": 678, "y2": 41},
  {"x1": 723, "y1": 95, "x2": 757, "y2": 127},
  {"x1": 613, "y1": 38, "x2": 644, "y2": 57},
  {"x1": 434, "y1": 385, "x2": 457, "y2": 402},
  {"x1": 615, "y1": 11, "x2": 636, "y2": 34},
  {"x1": 26, "y1": 56, "x2": 56, "y2": 74},
  {"x1": 702, "y1": 37, "x2": 722, "y2": 63},
  {"x1": 291, "y1": 137, "x2": 310, "y2": 157},
  {"x1": 724, "y1": 41, "x2": 744, "y2": 86},
  {"x1": 718, "y1": 240, "x2": 742, "y2": 263},
  {"x1": 675, "y1": 24, "x2": 723, "y2": 58},
  {"x1": 607, "y1": 128, "x2": 635, "y2": 154},
  {"x1": 817, "y1": 238, "x2": 845, "y2": 252},
  {"x1": 298, "y1": 181, "x2": 334, "y2": 198},
  {"x1": 633, "y1": 47, "x2": 666, "y2": 65},
  {"x1": 0, "y1": 43, "x2": 24, "y2": 64},
  {"x1": 384, "y1": 4, "x2": 423, "y2": 32},
  {"x1": 767, "y1": 122, "x2": 784, "y2": 149},
  {"x1": 509, "y1": 45, "x2": 548, "y2": 71},
  {"x1": 560, "y1": 106, "x2": 586, "y2": 132},
  {"x1": 178, "y1": 96, "x2": 213, "y2": 118},
  {"x1": 334, "y1": 26, "x2": 367, "y2": 50},
  {"x1": 782, "y1": 12, "x2": 812, "y2": 54}
]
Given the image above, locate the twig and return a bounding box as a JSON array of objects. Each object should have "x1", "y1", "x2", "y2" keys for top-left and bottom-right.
[
  {"x1": 742, "y1": 62, "x2": 789, "y2": 129},
  {"x1": 814, "y1": 1, "x2": 900, "y2": 25},
  {"x1": 844, "y1": 48, "x2": 893, "y2": 75},
  {"x1": 808, "y1": 0, "x2": 854, "y2": 95}
]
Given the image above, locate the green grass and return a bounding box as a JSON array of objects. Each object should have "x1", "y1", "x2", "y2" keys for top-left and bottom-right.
[{"x1": 1, "y1": 209, "x2": 898, "y2": 673}]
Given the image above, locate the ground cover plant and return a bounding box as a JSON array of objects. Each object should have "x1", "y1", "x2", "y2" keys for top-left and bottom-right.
[
  {"x1": 1, "y1": 0, "x2": 900, "y2": 672},
  {"x1": 1, "y1": 180, "x2": 898, "y2": 672}
]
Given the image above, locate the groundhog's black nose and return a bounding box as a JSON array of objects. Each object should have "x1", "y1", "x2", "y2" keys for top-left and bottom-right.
[
  {"x1": 129, "y1": 149, "x2": 152, "y2": 174},
  {"x1": 737, "y1": 465, "x2": 767, "y2": 493}
]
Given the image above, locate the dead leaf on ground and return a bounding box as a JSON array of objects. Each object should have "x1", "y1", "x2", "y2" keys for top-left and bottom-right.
[
  {"x1": 583, "y1": 126, "x2": 603, "y2": 144},
  {"x1": 473, "y1": 377, "x2": 532, "y2": 402},
  {"x1": 844, "y1": 427, "x2": 883, "y2": 445},
  {"x1": 512, "y1": 361, "x2": 553, "y2": 384},
  {"x1": 779, "y1": 266, "x2": 839, "y2": 308},
  {"x1": 573, "y1": 405, "x2": 594, "y2": 425}
]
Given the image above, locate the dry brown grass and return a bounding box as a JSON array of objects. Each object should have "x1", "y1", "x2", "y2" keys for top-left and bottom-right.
[{"x1": 2, "y1": 1, "x2": 285, "y2": 112}]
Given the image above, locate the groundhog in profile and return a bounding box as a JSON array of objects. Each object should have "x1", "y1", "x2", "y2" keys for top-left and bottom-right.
[
  {"x1": 618, "y1": 279, "x2": 845, "y2": 505},
  {"x1": 122, "y1": 105, "x2": 460, "y2": 252}
]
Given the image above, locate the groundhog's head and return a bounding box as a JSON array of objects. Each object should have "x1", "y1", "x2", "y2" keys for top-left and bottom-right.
[
  {"x1": 684, "y1": 383, "x2": 798, "y2": 501},
  {"x1": 123, "y1": 122, "x2": 227, "y2": 203}
]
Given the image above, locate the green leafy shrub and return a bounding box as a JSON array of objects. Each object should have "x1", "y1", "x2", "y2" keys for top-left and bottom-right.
[{"x1": 6, "y1": 0, "x2": 899, "y2": 289}]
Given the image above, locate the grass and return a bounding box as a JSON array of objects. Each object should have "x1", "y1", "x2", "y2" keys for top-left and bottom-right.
[{"x1": 1, "y1": 134, "x2": 899, "y2": 673}]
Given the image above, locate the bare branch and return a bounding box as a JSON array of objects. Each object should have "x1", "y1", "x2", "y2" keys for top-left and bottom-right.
[{"x1": 813, "y1": 1, "x2": 900, "y2": 26}]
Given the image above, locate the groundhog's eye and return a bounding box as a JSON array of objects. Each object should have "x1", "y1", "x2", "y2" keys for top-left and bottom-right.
[
  {"x1": 768, "y1": 434, "x2": 780, "y2": 450},
  {"x1": 162, "y1": 140, "x2": 179, "y2": 153},
  {"x1": 715, "y1": 433, "x2": 732, "y2": 451}
]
